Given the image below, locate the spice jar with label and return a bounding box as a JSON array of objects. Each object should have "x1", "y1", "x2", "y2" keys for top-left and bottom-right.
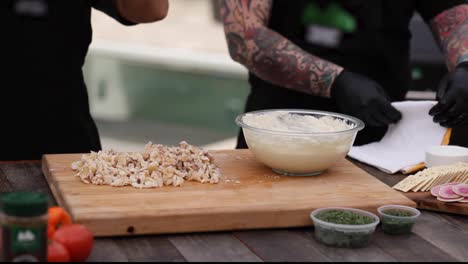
[{"x1": 1, "y1": 192, "x2": 48, "y2": 262}]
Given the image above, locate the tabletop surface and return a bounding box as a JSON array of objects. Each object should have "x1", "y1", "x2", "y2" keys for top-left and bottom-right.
[{"x1": 1, "y1": 160, "x2": 467, "y2": 262}]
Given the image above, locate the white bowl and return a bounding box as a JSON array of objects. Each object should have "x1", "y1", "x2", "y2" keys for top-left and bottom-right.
[
  {"x1": 236, "y1": 109, "x2": 364, "y2": 176},
  {"x1": 425, "y1": 145, "x2": 468, "y2": 168}
]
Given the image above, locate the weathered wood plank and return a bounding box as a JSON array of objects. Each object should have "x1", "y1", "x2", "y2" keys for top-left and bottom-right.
[
  {"x1": 371, "y1": 228, "x2": 457, "y2": 262},
  {"x1": 234, "y1": 230, "x2": 331, "y2": 262},
  {"x1": 295, "y1": 229, "x2": 397, "y2": 262},
  {"x1": 441, "y1": 213, "x2": 468, "y2": 230},
  {"x1": 87, "y1": 239, "x2": 129, "y2": 262},
  {"x1": 0, "y1": 163, "x2": 56, "y2": 204},
  {"x1": 114, "y1": 237, "x2": 186, "y2": 262},
  {"x1": 413, "y1": 211, "x2": 468, "y2": 262},
  {"x1": 169, "y1": 233, "x2": 262, "y2": 262},
  {"x1": 236, "y1": 228, "x2": 448, "y2": 262}
]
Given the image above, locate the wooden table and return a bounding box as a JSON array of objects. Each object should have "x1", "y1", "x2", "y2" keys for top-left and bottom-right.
[{"x1": 1, "y1": 161, "x2": 467, "y2": 262}]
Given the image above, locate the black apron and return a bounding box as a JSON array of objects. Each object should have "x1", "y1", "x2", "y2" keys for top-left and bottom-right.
[
  {"x1": 2, "y1": 0, "x2": 101, "y2": 160},
  {"x1": 238, "y1": 0, "x2": 417, "y2": 149}
]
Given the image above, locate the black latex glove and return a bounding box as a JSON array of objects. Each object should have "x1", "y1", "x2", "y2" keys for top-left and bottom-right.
[
  {"x1": 331, "y1": 70, "x2": 402, "y2": 127},
  {"x1": 430, "y1": 62, "x2": 468, "y2": 127}
]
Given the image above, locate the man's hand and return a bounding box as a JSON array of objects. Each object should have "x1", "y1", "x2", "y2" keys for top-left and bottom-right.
[
  {"x1": 115, "y1": 0, "x2": 169, "y2": 23},
  {"x1": 430, "y1": 62, "x2": 468, "y2": 127},
  {"x1": 331, "y1": 71, "x2": 402, "y2": 127}
]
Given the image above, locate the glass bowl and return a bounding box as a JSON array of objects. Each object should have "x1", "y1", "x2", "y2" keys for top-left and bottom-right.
[{"x1": 236, "y1": 109, "x2": 365, "y2": 176}]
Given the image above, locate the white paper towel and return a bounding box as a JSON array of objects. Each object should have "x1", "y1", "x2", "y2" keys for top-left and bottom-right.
[{"x1": 348, "y1": 101, "x2": 447, "y2": 174}]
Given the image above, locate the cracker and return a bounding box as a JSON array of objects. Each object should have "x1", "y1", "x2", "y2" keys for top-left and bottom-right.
[
  {"x1": 422, "y1": 175, "x2": 438, "y2": 192},
  {"x1": 413, "y1": 177, "x2": 431, "y2": 192},
  {"x1": 393, "y1": 176, "x2": 423, "y2": 192},
  {"x1": 393, "y1": 163, "x2": 468, "y2": 193}
]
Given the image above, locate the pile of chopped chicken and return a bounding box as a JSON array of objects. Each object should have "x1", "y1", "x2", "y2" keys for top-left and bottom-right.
[{"x1": 71, "y1": 141, "x2": 221, "y2": 189}]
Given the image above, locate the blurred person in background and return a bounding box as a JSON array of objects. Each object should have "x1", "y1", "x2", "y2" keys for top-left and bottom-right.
[
  {"x1": 220, "y1": 0, "x2": 468, "y2": 149},
  {"x1": 2, "y1": 0, "x2": 168, "y2": 160}
]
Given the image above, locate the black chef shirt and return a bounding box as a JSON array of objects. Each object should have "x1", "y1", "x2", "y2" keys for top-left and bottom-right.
[
  {"x1": 240, "y1": 0, "x2": 466, "y2": 148},
  {"x1": 2, "y1": 0, "x2": 133, "y2": 160}
]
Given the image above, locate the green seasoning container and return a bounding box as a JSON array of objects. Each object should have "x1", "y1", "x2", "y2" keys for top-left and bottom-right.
[{"x1": 1, "y1": 192, "x2": 48, "y2": 262}]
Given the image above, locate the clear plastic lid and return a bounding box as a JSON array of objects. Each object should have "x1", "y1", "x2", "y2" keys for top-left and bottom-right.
[
  {"x1": 377, "y1": 205, "x2": 421, "y2": 221},
  {"x1": 310, "y1": 207, "x2": 380, "y2": 231}
]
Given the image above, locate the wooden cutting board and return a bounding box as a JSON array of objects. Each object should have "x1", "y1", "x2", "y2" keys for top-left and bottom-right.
[
  {"x1": 404, "y1": 192, "x2": 468, "y2": 215},
  {"x1": 42, "y1": 150, "x2": 415, "y2": 237}
]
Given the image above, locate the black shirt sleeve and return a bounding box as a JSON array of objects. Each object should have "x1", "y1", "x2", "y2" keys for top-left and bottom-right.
[
  {"x1": 90, "y1": 0, "x2": 136, "y2": 26},
  {"x1": 416, "y1": 0, "x2": 467, "y2": 22}
]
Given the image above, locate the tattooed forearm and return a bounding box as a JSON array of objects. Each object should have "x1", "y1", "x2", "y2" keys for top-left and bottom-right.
[
  {"x1": 220, "y1": 0, "x2": 343, "y2": 97},
  {"x1": 431, "y1": 4, "x2": 468, "y2": 71},
  {"x1": 249, "y1": 28, "x2": 343, "y2": 96}
]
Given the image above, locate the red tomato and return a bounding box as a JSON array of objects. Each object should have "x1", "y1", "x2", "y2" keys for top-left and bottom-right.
[
  {"x1": 48, "y1": 240, "x2": 71, "y2": 262},
  {"x1": 53, "y1": 224, "x2": 94, "y2": 262},
  {"x1": 48, "y1": 207, "x2": 72, "y2": 240}
]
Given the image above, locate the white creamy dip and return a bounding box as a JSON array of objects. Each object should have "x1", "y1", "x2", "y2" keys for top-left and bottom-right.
[
  {"x1": 242, "y1": 111, "x2": 353, "y2": 133},
  {"x1": 241, "y1": 111, "x2": 357, "y2": 175}
]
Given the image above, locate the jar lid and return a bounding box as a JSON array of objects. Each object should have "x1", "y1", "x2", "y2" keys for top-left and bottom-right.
[{"x1": 1, "y1": 192, "x2": 48, "y2": 217}]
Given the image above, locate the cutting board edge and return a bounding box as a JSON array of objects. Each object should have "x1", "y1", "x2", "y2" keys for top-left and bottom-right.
[
  {"x1": 75, "y1": 200, "x2": 415, "y2": 237},
  {"x1": 42, "y1": 155, "x2": 74, "y2": 218},
  {"x1": 82, "y1": 219, "x2": 314, "y2": 237},
  {"x1": 70, "y1": 196, "x2": 416, "y2": 219}
]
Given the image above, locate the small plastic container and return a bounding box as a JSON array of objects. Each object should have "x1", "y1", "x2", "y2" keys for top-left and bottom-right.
[
  {"x1": 378, "y1": 205, "x2": 420, "y2": 235},
  {"x1": 310, "y1": 207, "x2": 380, "y2": 248}
]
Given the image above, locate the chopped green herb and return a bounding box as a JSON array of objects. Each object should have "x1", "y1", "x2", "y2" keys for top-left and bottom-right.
[
  {"x1": 381, "y1": 219, "x2": 415, "y2": 235},
  {"x1": 379, "y1": 209, "x2": 418, "y2": 235},
  {"x1": 315, "y1": 226, "x2": 373, "y2": 248},
  {"x1": 316, "y1": 210, "x2": 374, "y2": 225},
  {"x1": 383, "y1": 209, "x2": 415, "y2": 217}
]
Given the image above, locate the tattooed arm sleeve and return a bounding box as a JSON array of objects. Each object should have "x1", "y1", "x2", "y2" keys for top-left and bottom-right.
[
  {"x1": 431, "y1": 4, "x2": 468, "y2": 72},
  {"x1": 221, "y1": 0, "x2": 343, "y2": 97}
]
